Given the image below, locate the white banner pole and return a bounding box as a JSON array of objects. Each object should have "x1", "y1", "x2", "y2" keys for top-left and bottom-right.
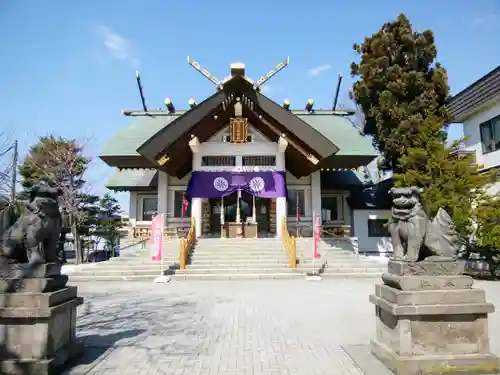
[
  {"x1": 160, "y1": 213, "x2": 164, "y2": 276},
  {"x1": 154, "y1": 213, "x2": 170, "y2": 283},
  {"x1": 312, "y1": 212, "x2": 316, "y2": 275}
]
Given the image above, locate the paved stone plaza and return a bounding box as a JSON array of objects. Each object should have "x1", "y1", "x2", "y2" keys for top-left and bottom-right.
[{"x1": 63, "y1": 279, "x2": 500, "y2": 375}]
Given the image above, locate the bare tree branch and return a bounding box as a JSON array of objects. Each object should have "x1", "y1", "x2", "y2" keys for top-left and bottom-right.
[
  {"x1": 0, "y1": 132, "x2": 13, "y2": 202},
  {"x1": 23, "y1": 136, "x2": 94, "y2": 222}
]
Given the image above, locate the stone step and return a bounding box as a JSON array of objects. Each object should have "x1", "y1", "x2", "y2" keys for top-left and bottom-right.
[
  {"x1": 190, "y1": 258, "x2": 288, "y2": 265},
  {"x1": 317, "y1": 267, "x2": 385, "y2": 273},
  {"x1": 318, "y1": 273, "x2": 381, "y2": 279},
  {"x1": 192, "y1": 246, "x2": 285, "y2": 251},
  {"x1": 68, "y1": 273, "x2": 303, "y2": 282},
  {"x1": 67, "y1": 269, "x2": 383, "y2": 282},
  {"x1": 109, "y1": 255, "x2": 178, "y2": 261},
  {"x1": 69, "y1": 270, "x2": 168, "y2": 277},
  {"x1": 190, "y1": 252, "x2": 287, "y2": 257},
  {"x1": 77, "y1": 264, "x2": 176, "y2": 270},
  {"x1": 299, "y1": 257, "x2": 387, "y2": 264},
  {"x1": 186, "y1": 265, "x2": 293, "y2": 271},
  {"x1": 190, "y1": 252, "x2": 287, "y2": 258},
  {"x1": 297, "y1": 259, "x2": 387, "y2": 270},
  {"x1": 188, "y1": 259, "x2": 291, "y2": 266},
  {"x1": 182, "y1": 268, "x2": 293, "y2": 274},
  {"x1": 98, "y1": 263, "x2": 176, "y2": 268},
  {"x1": 69, "y1": 275, "x2": 161, "y2": 282},
  {"x1": 298, "y1": 255, "x2": 379, "y2": 262},
  {"x1": 173, "y1": 273, "x2": 301, "y2": 280}
]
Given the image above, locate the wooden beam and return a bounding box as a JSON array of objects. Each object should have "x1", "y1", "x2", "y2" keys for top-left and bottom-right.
[
  {"x1": 242, "y1": 103, "x2": 320, "y2": 165},
  {"x1": 162, "y1": 105, "x2": 234, "y2": 177}
]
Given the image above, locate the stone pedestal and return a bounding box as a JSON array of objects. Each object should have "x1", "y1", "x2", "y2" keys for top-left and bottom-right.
[
  {"x1": 370, "y1": 260, "x2": 499, "y2": 375},
  {"x1": 0, "y1": 262, "x2": 83, "y2": 375}
]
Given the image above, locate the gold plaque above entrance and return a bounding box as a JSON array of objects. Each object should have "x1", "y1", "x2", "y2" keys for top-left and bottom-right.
[{"x1": 229, "y1": 118, "x2": 249, "y2": 143}]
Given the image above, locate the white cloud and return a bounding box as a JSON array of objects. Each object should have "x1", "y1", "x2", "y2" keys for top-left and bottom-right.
[
  {"x1": 95, "y1": 25, "x2": 139, "y2": 67},
  {"x1": 472, "y1": 14, "x2": 499, "y2": 28},
  {"x1": 307, "y1": 64, "x2": 332, "y2": 77}
]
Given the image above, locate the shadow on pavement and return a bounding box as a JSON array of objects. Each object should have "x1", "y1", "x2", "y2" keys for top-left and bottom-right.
[
  {"x1": 62, "y1": 329, "x2": 145, "y2": 374},
  {"x1": 62, "y1": 289, "x2": 206, "y2": 373}
]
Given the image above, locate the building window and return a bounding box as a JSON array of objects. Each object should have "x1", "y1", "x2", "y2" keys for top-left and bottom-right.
[
  {"x1": 174, "y1": 191, "x2": 191, "y2": 218},
  {"x1": 223, "y1": 135, "x2": 253, "y2": 142},
  {"x1": 201, "y1": 156, "x2": 236, "y2": 166},
  {"x1": 321, "y1": 196, "x2": 344, "y2": 222},
  {"x1": 242, "y1": 155, "x2": 276, "y2": 166},
  {"x1": 368, "y1": 219, "x2": 389, "y2": 237},
  {"x1": 480, "y1": 115, "x2": 500, "y2": 154},
  {"x1": 142, "y1": 197, "x2": 158, "y2": 221},
  {"x1": 287, "y1": 190, "x2": 305, "y2": 216}
]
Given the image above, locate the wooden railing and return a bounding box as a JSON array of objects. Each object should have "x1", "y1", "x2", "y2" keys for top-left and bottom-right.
[
  {"x1": 281, "y1": 217, "x2": 297, "y2": 269},
  {"x1": 179, "y1": 218, "x2": 196, "y2": 270},
  {"x1": 133, "y1": 225, "x2": 192, "y2": 240},
  {"x1": 133, "y1": 226, "x2": 152, "y2": 239}
]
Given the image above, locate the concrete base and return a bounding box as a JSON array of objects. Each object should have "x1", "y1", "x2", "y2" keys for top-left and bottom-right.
[
  {"x1": 0, "y1": 343, "x2": 83, "y2": 375},
  {"x1": 370, "y1": 260, "x2": 499, "y2": 375},
  {"x1": 371, "y1": 339, "x2": 498, "y2": 375},
  {"x1": 0, "y1": 263, "x2": 83, "y2": 375}
]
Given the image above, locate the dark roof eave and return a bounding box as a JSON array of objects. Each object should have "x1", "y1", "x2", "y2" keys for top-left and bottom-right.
[
  {"x1": 105, "y1": 186, "x2": 158, "y2": 192},
  {"x1": 447, "y1": 65, "x2": 500, "y2": 122},
  {"x1": 136, "y1": 90, "x2": 227, "y2": 162},
  {"x1": 99, "y1": 155, "x2": 157, "y2": 169}
]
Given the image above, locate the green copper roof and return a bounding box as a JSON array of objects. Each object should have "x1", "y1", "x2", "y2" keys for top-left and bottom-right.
[
  {"x1": 100, "y1": 112, "x2": 185, "y2": 157},
  {"x1": 106, "y1": 169, "x2": 158, "y2": 191},
  {"x1": 296, "y1": 114, "x2": 377, "y2": 156},
  {"x1": 100, "y1": 111, "x2": 376, "y2": 158}
]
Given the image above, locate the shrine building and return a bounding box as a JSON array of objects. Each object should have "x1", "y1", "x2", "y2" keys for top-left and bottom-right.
[{"x1": 100, "y1": 59, "x2": 392, "y2": 254}]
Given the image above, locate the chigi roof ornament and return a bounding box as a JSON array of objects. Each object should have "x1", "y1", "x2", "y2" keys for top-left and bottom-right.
[
  {"x1": 187, "y1": 56, "x2": 290, "y2": 93},
  {"x1": 187, "y1": 56, "x2": 223, "y2": 90},
  {"x1": 253, "y1": 57, "x2": 290, "y2": 91}
]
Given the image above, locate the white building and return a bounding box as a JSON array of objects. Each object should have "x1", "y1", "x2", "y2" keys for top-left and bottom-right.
[
  {"x1": 448, "y1": 65, "x2": 500, "y2": 194},
  {"x1": 100, "y1": 62, "x2": 393, "y2": 254}
]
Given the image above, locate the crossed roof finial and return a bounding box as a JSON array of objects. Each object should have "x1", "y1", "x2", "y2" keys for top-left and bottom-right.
[{"x1": 186, "y1": 56, "x2": 290, "y2": 92}]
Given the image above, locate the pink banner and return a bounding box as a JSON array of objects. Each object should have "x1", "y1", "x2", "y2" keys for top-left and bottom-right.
[
  {"x1": 313, "y1": 212, "x2": 321, "y2": 259},
  {"x1": 151, "y1": 214, "x2": 164, "y2": 261}
]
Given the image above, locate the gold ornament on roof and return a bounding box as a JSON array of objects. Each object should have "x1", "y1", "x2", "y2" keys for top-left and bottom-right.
[
  {"x1": 156, "y1": 154, "x2": 170, "y2": 166},
  {"x1": 229, "y1": 118, "x2": 248, "y2": 143}
]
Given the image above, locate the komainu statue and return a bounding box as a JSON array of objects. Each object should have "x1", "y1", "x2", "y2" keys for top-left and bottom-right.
[
  {"x1": 389, "y1": 186, "x2": 460, "y2": 262},
  {"x1": 0, "y1": 183, "x2": 63, "y2": 276}
]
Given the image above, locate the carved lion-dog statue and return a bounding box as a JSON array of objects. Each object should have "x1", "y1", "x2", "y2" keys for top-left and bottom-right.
[
  {"x1": 389, "y1": 187, "x2": 459, "y2": 262},
  {"x1": 1, "y1": 183, "x2": 63, "y2": 267}
]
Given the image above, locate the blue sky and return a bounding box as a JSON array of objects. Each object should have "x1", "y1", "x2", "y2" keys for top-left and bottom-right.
[{"x1": 1, "y1": 0, "x2": 499, "y2": 213}]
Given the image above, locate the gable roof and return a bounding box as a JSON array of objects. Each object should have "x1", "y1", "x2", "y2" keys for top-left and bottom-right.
[
  {"x1": 447, "y1": 65, "x2": 500, "y2": 122},
  {"x1": 136, "y1": 76, "x2": 339, "y2": 168}
]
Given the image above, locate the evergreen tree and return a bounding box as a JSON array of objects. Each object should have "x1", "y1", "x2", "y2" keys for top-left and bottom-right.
[
  {"x1": 95, "y1": 193, "x2": 124, "y2": 256},
  {"x1": 471, "y1": 193, "x2": 500, "y2": 278},
  {"x1": 18, "y1": 136, "x2": 97, "y2": 264},
  {"x1": 397, "y1": 115, "x2": 496, "y2": 239},
  {"x1": 350, "y1": 13, "x2": 450, "y2": 173},
  {"x1": 350, "y1": 14, "x2": 498, "y2": 245}
]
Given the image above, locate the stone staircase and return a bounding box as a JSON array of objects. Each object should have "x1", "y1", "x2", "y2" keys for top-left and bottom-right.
[
  {"x1": 177, "y1": 238, "x2": 298, "y2": 280},
  {"x1": 65, "y1": 239, "x2": 180, "y2": 282},
  {"x1": 65, "y1": 237, "x2": 388, "y2": 282},
  {"x1": 296, "y1": 238, "x2": 388, "y2": 278}
]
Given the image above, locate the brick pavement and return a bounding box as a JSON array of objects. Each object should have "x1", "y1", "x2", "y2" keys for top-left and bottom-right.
[{"x1": 63, "y1": 279, "x2": 500, "y2": 375}]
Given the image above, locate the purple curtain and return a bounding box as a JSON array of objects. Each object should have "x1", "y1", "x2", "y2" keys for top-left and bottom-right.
[{"x1": 186, "y1": 171, "x2": 287, "y2": 200}]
